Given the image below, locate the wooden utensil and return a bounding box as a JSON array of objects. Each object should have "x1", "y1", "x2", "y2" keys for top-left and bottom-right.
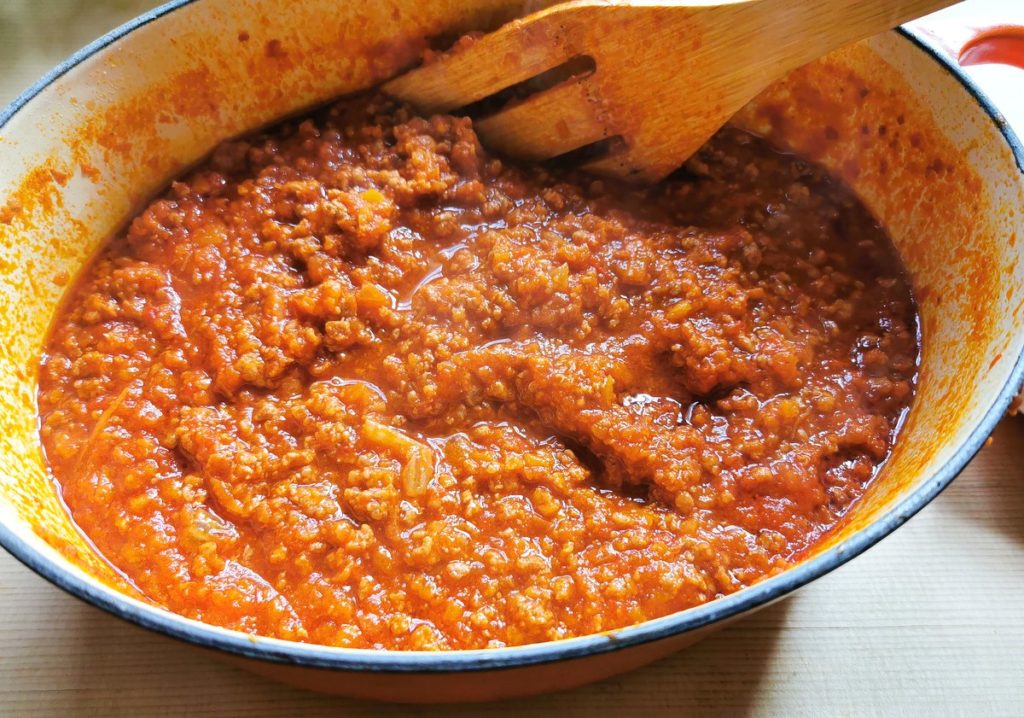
[{"x1": 385, "y1": 0, "x2": 960, "y2": 182}]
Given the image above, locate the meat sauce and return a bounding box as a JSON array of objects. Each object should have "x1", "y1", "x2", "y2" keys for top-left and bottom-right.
[{"x1": 38, "y1": 95, "x2": 918, "y2": 650}]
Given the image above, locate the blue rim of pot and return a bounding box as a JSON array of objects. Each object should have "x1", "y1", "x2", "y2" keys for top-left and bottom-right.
[{"x1": 0, "y1": 0, "x2": 1022, "y2": 674}]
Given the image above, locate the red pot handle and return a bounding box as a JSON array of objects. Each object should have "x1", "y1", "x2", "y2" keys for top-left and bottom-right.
[
  {"x1": 909, "y1": 12, "x2": 1024, "y2": 70},
  {"x1": 958, "y1": 26, "x2": 1024, "y2": 68}
]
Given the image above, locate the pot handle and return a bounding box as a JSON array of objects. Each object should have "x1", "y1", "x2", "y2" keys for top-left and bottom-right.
[{"x1": 908, "y1": 10, "x2": 1024, "y2": 70}]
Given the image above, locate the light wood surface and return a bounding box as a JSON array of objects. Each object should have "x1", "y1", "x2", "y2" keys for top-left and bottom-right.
[{"x1": 1, "y1": 1, "x2": 1023, "y2": 715}]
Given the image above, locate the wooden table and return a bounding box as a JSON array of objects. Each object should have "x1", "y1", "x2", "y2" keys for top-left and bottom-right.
[{"x1": 1, "y1": 1, "x2": 1022, "y2": 715}]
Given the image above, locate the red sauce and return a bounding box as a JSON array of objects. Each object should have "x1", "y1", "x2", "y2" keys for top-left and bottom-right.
[{"x1": 38, "y1": 95, "x2": 918, "y2": 650}]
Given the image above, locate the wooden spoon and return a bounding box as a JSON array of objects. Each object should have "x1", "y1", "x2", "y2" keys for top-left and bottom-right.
[{"x1": 385, "y1": 0, "x2": 959, "y2": 182}]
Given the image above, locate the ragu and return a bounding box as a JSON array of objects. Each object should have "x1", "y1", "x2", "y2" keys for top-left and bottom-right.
[{"x1": 37, "y1": 93, "x2": 918, "y2": 651}]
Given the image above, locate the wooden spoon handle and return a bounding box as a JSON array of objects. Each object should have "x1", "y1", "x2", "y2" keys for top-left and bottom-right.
[{"x1": 753, "y1": 0, "x2": 961, "y2": 76}]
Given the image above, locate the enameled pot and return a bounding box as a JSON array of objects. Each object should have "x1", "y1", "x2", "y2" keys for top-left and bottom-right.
[{"x1": 0, "y1": 0, "x2": 1022, "y2": 703}]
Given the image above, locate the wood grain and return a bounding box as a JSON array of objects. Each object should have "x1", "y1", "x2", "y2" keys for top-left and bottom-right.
[
  {"x1": 386, "y1": 0, "x2": 958, "y2": 180},
  {"x1": 1, "y1": 1, "x2": 1022, "y2": 715}
]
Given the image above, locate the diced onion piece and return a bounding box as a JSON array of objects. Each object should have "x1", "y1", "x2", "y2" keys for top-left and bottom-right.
[{"x1": 362, "y1": 419, "x2": 435, "y2": 496}]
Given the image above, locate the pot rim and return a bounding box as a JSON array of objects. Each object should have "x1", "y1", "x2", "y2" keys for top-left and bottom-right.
[{"x1": 1, "y1": 0, "x2": 1022, "y2": 674}]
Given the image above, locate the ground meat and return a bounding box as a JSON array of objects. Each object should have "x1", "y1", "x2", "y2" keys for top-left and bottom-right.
[{"x1": 38, "y1": 94, "x2": 918, "y2": 650}]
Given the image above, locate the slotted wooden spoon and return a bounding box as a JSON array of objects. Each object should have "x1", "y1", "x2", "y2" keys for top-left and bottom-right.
[{"x1": 385, "y1": 0, "x2": 959, "y2": 182}]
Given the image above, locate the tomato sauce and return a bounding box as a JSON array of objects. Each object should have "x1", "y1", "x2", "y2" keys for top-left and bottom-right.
[{"x1": 38, "y1": 95, "x2": 918, "y2": 650}]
